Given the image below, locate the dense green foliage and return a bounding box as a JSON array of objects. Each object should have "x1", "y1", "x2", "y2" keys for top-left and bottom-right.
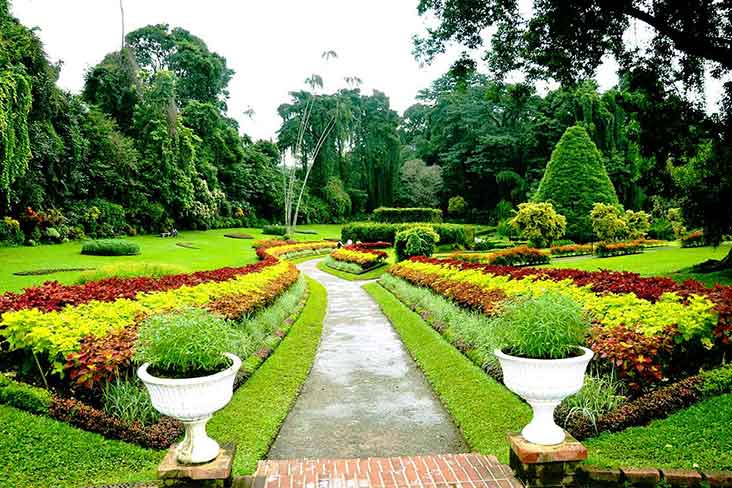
[
  {"x1": 80, "y1": 239, "x2": 140, "y2": 256},
  {"x1": 394, "y1": 225, "x2": 439, "y2": 261},
  {"x1": 0, "y1": 374, "x2": 53, "y2": 415},
  {"x1": 372, "y1": 207, "x2": 442, "y2": 224},
  {"x1": 534, "y1": 126, "x2": 618, "y2": 241},
  {"x1": 509, "y1": 202, "x2": 566, "y2": 247},
  {"x1": 341, "y1": 221, "x2": 470, "y2": 246}
]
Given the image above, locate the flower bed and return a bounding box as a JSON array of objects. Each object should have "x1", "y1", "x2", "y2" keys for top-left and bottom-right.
[
  {"x1": 330, "y1": 244, "x2": 388, "y2": 270},
  {"x1": 595, "y1": 240, "x2": 644, "y2": 257},
  {"x1": 551, "y1": 243, "x2": 594, "y2": 257},
  {"x1": 451, "y1": 245, "x2": 550, "y2": 266},
  {"x1": 386, "y1": 257, "x2": 731, "y2": 389},
  {"x1": 681, "y1": 230, "x2": 705, "y2": 248}
]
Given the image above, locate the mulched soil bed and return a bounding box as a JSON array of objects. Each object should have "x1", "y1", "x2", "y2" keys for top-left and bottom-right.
[
  {"x1": 224, "y1": 233, "x2": 254, "y2": 239},
  {"x1": 13, "y1": 267, "x2": 95, "y2": 276},
  {"x1": 175, "y1": 242, "x2": 199, "y2": 249}
]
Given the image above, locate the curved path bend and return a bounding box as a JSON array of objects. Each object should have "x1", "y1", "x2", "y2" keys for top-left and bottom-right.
[{"x1": 267, "y1": 259, "x2": 467, "y2": 459}]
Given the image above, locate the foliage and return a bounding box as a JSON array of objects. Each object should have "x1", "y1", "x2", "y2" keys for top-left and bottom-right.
[
  {"x1": 0, "y1": 66, "x2": 32, "y2": 197},
  {"x1": 535, "y1": 126, "x2": 619, "y2": 242},
  {"x1": 488, "y1": 246, "x2": 550, "y2": 266},
  {"x1": 102, "y1": 380, "x2": 160, "y2": 426},
  {"x1": 364, "y1": 282, "x2": 529, "y2": 461},
  {"x1": 65, "y1": 326, "x2": 138, "y2": 390},
  {"x1": 342, "y1": 222, "x2": 469, "y2": 246},
  {"x1": 0, "y1": 216, "x2": 22, "y2": 245},
  {"x1": 551, "y1": 244, "x2": 594, "y2": 257},
  {"x1": 394, "y1": 226, "x2": 439, "y2": 261},
  {"x1": 397, "y1": 159, "x2": 443, "y2": 207},
  {"x1": 322, "y1": 177, "x2": 351, "y2": 222},
  {"x1": 591, "y1": 203, "x2": 628, "y2": 242},
  {"x1": 493, "y1": 292, "x2": 589, "y2": 359},
  {"x1": 667, "y1": 207, "x2": 687, "y2": 239},
  {"x1": 372, "y1": 206, "x2": 442, "y2": 224},
  {"x1": 560, "y1": 371, "x2": 626, "y2": 431},
  {"x1": 681, "y1": 230, "x2": 706, "y2": 248},
  {"x1": 323, "y1": 255, "x2": 365, "y2": 275},
  {"x1": 317, "y1": 259, "x2": 390, "y2": 281},
  {"x1": 699, "y1": 364, "x2": 732, "y2": 397},
  {"x1": 447, "y1": 196, "x2": 467, "y2": 217},
  {"x1": 262, "y1": 224, "x2": 287, "y2": 236},
  {"x1": 595, "y1": 240, "x2": 645, "y2": 258},
  {"x1": 330, "y1": 247, "x2": 386, "y2": 269},
  {"x1": 0, "y1": 374, "x2": 53, "y2": 415},
  {"x1": 81, "y1": 239, "x2": 140, "y2": 256},
  {"x1": 624, "y1": 209, "x2": 651, "y2": 239},
  {"x1": 509, "y1": 202, "x2": 566, "y2": 247},
  {"x1": 134, "y1": 308, "x2": 242, "y2": 377}
]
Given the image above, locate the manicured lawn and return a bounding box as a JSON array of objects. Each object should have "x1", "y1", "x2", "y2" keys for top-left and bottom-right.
[
  {"x1": 543, "y1": 243, "x2": 732, "y2": 286},
  {"x1": 0, "y1": 404, "x2": 160, "y2": 488},
  {"x1": 0, "y1": 224, "x2": 342, "y2": 293},
  {"x1": 364, "y1": 282, "x2": 530, "y2": 462},
  {"x1": 585, "y1": 394, "x2": 732, "y2": 471},
  {"x1": 208, "y1": 276, "x2": 327, "y2": 475},
  {"x1": 0, "y1": 277, "x2": 327, "y2": 485}
]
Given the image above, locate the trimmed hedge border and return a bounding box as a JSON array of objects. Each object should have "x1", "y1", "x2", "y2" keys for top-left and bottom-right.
[
  {"x1": 0, "y1": 280, "x2": 311, "y2": 448},
  {"x1": 372, "y1": 207, "x2": 442, "y2": 223},
  {"x1": 342, "y1": 222, "x2": 472, "y2": 247}
]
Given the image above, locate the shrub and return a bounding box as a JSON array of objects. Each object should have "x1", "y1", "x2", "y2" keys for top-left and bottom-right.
[
  {"x1": 447, "y1": 196, "x2": 467, "y2": 218},
  {"x1": 372, "y1": 207, "x2": 442, "y2": 223},
  {"x1": 341, "y1": 222, "x2": 469, "y2": 246},
  {"x1": 395, "y1": 226, "x2": 440, "y2": 261},
  {"x1": 551, "y1": 243, "x2": 594, "y2": 257},
  {"x1": 472, "y1": 238, "x2": 515, "y2": 251},
  {"x1": 648, "y1": 218, "x2": 675, "y2": 240},
  {"x1": 667, "y1": 207, "x2": 687, "y2": 239},
  {"x1": 0, "y1": 374, "x2": 53, "y2": 415},
  {"x1": 0, "y1": 216, "x2": 23, "y2": 246},
  {"x1": 590, "y1": 203, "x2": 628, "y2": 242},
  {"x1": 624, "y1": 209, "x2": 651, "y2": 239},
  {"x1": 681, "y1": 230, "x2": 705, "y2": 248},
  {"x1": 595, "y1": 240, "x2": 644, "y2": 257},
  {"x1": 135, "y1": 308, "x2": 240, "y2": 378},
  {"x1": 65, "y1": 325, "x2": 139, "y2": 390},
  {"x1": 262, "y1": 224, "x2": 287, "y2": 236},
  {"x1": 492, "y1": 292, "x2": 589, "y2": 359},
  {"x1": 560, "y1": 371, "x2": 626, "y2": 431},
  {"x1": 102, "y1": 379, "x2": 160, "y2": 425},
  {"x1": 43, "y1": 227, "x2": 62, "y2": 243},
  {"x1": 324, "y1": 256, "x2": 365, "y2": 274},
  {"x1": 509, "y1": 202, "x2": 566, "y2": 247},
  {"x1": 534, "y1": 125, "x2": 619, "y2": 241},
  {"x1": 323, "y1": 177, "x2": 352, "y2": 221},
  {"x1": 496, "y1": 219, "x2": 520, "y2": 240},
  {"x1": 81, "y1": 239, "x2": 140, "y2": 256},
  {"x1": 75, "y1": 263, "x2": 185, "y2": 284},
  {"x1": 699, "y1": 364, "x2": 732, "y2": 397}
]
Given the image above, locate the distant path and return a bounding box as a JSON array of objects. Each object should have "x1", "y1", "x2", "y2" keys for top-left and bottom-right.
[{"x1": 267, "y1": 259, "x2": 467, "y2": 459}]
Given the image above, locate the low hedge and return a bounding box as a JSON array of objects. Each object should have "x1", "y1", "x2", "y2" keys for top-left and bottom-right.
[
  {"x1": 342, "y1": 222, "x2": 472, "y2": 247},
  {"x1": 489, "y1": 245, "x2": 550, "y2": 266},
  {"x1": 372, "y1": 207, "x2": 442, "y2": 223},
  {"x1": 551, "y1": 243, "x2": 594, "y2": 257},
  {"x1": 595, "y1": 240, "x2": 644, "y2": 257},
  {"x1": 262, "y1": 225, "x2": 287, "y2": 236},
  {"x1": 681, "y1": 230, "x2": 706, "y2": 248},
  {"x1": 0, "y1": 375, "x2": 53, "y2": 415},
  {"x1": 81, "y1": 239, "x2": 140, "y2": 256}
]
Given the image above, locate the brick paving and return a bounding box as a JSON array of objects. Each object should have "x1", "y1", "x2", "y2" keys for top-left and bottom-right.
[{"x1": 249, "y1": 454, "x2": 523, "y2": 488}]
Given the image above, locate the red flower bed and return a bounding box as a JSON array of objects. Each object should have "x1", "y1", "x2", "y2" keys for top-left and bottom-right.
[
  {"x1": 0, "y1": 256, "x2": 278, "y2": 315},
  {"x1": 348, "y1": 241, "x2": 391, "y2": 249}
]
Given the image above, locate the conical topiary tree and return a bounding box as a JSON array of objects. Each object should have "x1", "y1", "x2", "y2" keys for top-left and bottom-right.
[{"x1": 534, "y1": 125, "x2": 618, "y2": 241}]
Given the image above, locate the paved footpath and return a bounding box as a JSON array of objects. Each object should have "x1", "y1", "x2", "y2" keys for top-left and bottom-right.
[{"x1": 267, "y1": 259, "x2": 467, "y2": 459}]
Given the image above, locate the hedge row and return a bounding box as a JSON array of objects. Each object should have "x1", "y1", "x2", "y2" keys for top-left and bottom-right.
[
  {"x1": 372, "y1": 207, "x2": 442, "y2": 223},
  {"x1": 596, "y1": 240, "x2": 644, "y2": 257},
  {"x1": 342, "y1": 222, "x2": 472, "y2": 247}
]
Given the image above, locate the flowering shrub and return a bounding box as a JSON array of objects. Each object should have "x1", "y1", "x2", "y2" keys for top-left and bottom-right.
[
  {"x1": 595, "y1": 240, "x2": 644, "y2": 257},
  {"x1": 451, "y1": 246, "x2": 550, "y2": 266},
  {"x1": 681, "y1": 230, "x2": 705, "y2": 248},
  {"x1": 330, "y1": 245, "x2": 388, "y2": 269},
  {"x1": 386, "y1": 257, "x2": 730, "y2": 388}
]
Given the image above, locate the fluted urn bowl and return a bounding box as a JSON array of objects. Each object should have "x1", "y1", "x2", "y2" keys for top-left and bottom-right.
[
  {"x1": 137, "y1": 352, "x2": 241, "y2": 464},
  {"x1": 495, "y1": 347, "x2": 593, "y2": 445}
]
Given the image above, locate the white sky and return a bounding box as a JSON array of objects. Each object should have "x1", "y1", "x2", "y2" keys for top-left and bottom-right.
[{"x1": 10, "y1": 0, "x2": 725, "y2": 142}]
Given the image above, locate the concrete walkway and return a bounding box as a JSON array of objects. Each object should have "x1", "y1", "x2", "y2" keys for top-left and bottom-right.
[{"x1": 267, "y1": 259, "x2": 467, "y2": 459}]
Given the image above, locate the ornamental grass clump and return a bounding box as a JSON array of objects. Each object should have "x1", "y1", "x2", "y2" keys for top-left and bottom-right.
[
  {"x1": 134, "y1": 308, "x2": 241, "y2": 378},
  {"x1": 494, "y1": 292, "x2": 589, "y2": 359}
]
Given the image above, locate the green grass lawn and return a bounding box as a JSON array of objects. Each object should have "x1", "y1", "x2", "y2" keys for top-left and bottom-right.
[
  {"x1": 0, "y1": 224, "x2": 343, "y2": 293},
  {"x1": 364, "y1": 281, "x2": 530, "y2": 462},
  {"x1": 0, "y1": 277, "x2": 327, "y2": 486},
  {"x1": 586, "y1": 394, "x2": 732, "y2": 471},
  {"x1": 542, "y1": 242, "x2": 732, "y2": 286}
]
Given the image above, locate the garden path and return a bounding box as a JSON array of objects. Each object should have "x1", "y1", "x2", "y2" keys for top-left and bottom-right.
[{"x1": 267, "y1": 259, "x2": 467, "y2": 459}]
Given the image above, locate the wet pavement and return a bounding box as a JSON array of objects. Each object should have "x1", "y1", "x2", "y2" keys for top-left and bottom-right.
[{"x1": 267, "y1": 259, "x2": 467, "y2": 459}]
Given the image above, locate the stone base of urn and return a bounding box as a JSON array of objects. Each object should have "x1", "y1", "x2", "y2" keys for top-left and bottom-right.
[
  {"x1": 158, "y1": 442, "x2": 236, "y2": 487},
  {"x1": 508, "y1": 432, "x2": 587, "y2": 488}
]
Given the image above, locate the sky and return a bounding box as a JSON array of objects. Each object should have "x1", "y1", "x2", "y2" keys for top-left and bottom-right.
[{"x1": 10, "y1": 1, "x2": 724, "y2": 142}]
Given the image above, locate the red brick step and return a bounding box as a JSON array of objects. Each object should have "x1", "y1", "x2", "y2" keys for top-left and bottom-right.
[{"x1": 239, "y1": 453, "x2": 523, "y2": 488}]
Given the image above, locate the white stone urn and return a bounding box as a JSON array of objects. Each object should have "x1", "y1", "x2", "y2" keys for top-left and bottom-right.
[
  {"x1": 495, "y1": 347, "x2": 593, "y2": 446},
  {"x1": 137, "y1": 352, "x2": 241, "y2": 464}
]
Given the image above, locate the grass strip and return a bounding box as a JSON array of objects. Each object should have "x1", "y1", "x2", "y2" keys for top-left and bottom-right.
[
  {"x1": 363, "y1": 282, "x2": 530, "y2": 462},
  {"x1": 208, "y1": 276, "x2": 327, "y2": 474},
  {"x1": 0, "y1": 404, "x2": 160, "y2": 488},
  {"x1": 317, "y1": 260, "x2": 388, "y2": 281},
  {"x1": 585, "y1": 394, "x2": 732, "y2": 471}
]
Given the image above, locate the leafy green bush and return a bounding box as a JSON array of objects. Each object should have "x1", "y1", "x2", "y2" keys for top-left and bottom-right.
[
  {"x1": 262, "y1": 224, "x2": 287, "y2": 236},
  {"x1": 75, "y1": 263, "x2": 185, "y2": 284},
  {"x1": 624, "y1": 209, "x2": 650, "y2": 239},
  {"x1": 0, "y1": 216, "x2": 23, "y2": 246},
  {"x1": 81, "y1": 239, "x2": 140, "y2": 256},
  {"x1": 448, "y1": 196, "x2": 467, "y2": 217},
  {"x1": 372, "y1": 207, "x2": 442, "y2": 223},
  {"x1": 102, "y1": 379, "x2": 160, "y2": 425},
  {"x1": 667, "y1": 207, "x2": 687, "y2": 239},
  {"x1": 342, "y1": 222, "x2": 469, "y2": 246},
  {"x1": 395, "y1": 225, "x2": 440, "y2": 261},
  {"x1": 590, "y1": 203, "x2": 628, "y2": 242},
  {"x1": 134, "y1": 308, "x2": 241, "y2": 377},
  {"x1": 648, "y1": 218, "x2": 675, "y2": 241},
  {"x1": 681, "y1": 230, "x2": 706, "y2": 247},
  {"x1": 509, "y1": 202, "x2": 566, "y2": 247},
  {"x1": 534, "y1": 125, "x2": 619, "y2": 242},
  {"x1": 0, "y1": 374, "x2": 53, "y2": 415},
  {"x1": 699, "y1": 364, "x2": 732, "y2": 397},
  {"x1": 493, "y1": 292, "x2": 589, "y2": 359},
  {"x1": 323, "y1": 177, "x2": 352, "y2": 222}
]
